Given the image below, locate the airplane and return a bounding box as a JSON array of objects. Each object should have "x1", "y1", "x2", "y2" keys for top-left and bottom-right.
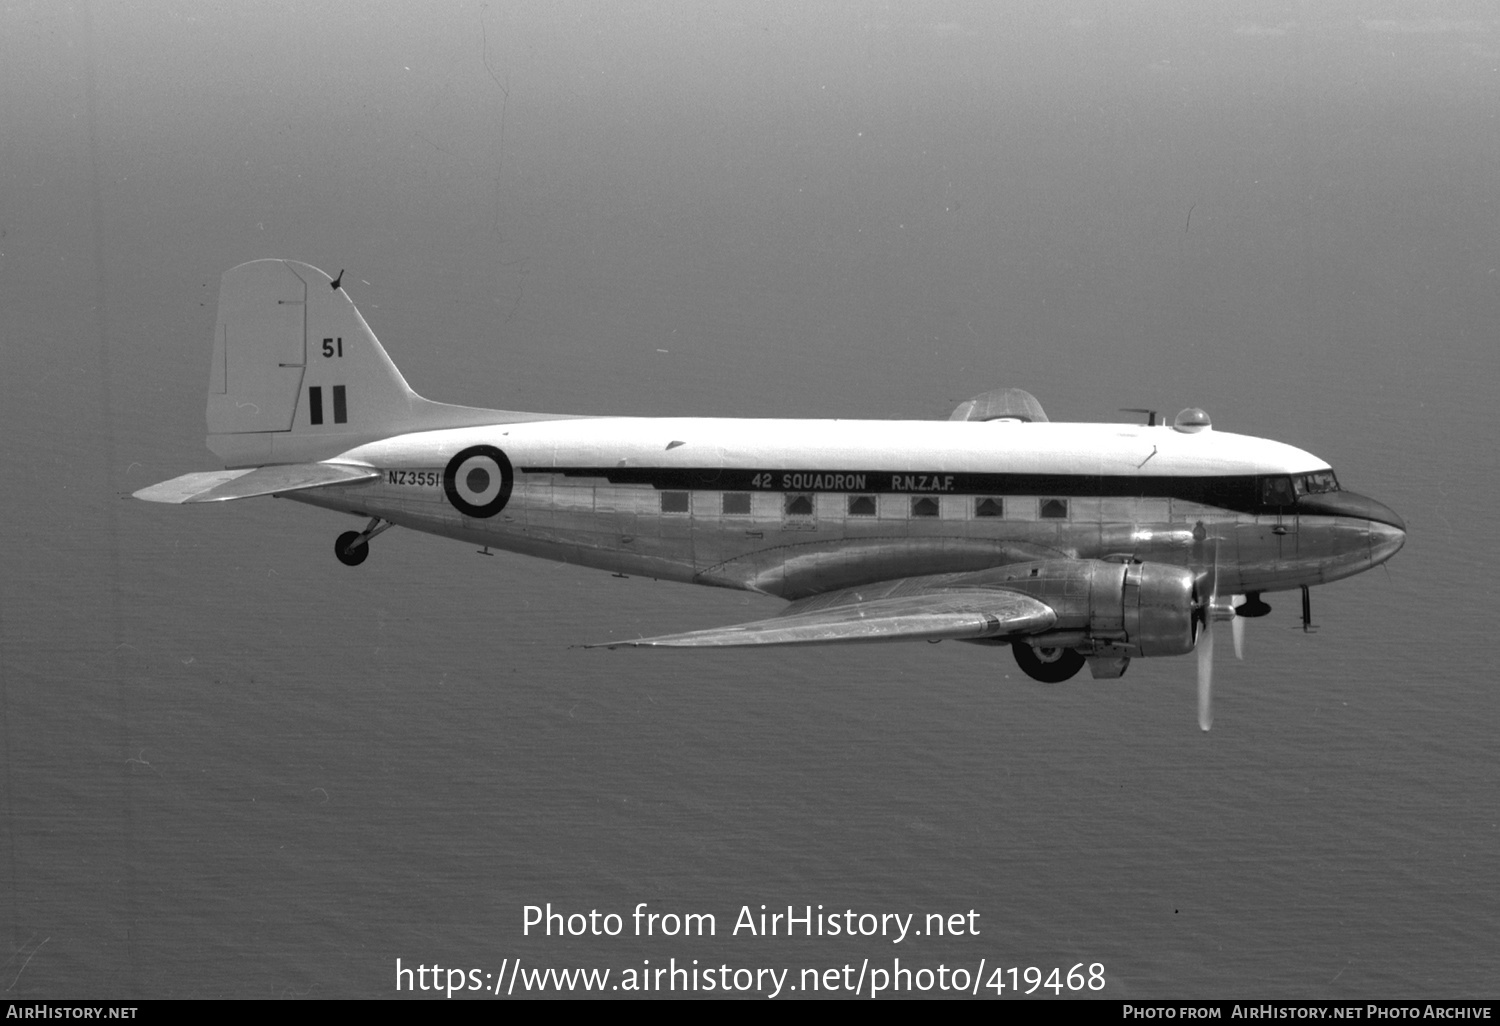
[{"x1": 136, "y1": 259, "x2": 1407, "y2": 730}]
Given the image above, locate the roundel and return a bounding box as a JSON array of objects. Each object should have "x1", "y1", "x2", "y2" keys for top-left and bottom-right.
[{"x1": 443, "y1": 445, "x2": 514, "y2": 518}]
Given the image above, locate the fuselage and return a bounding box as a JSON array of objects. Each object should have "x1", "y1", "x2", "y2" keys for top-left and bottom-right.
[{"x1": 289, "y1": 415, "x2": 1406, "y2": 601}]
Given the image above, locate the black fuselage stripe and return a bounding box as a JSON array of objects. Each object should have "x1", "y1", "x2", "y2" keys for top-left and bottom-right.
[{"x1": 521, "y1": 466, "x2": 1295, "y2": 515}]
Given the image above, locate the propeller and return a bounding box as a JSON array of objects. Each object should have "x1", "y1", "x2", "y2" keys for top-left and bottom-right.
[
  {"x1": 1196, "y1": 619, "x2": 1214, "y2": 731},
  {"x1": 1194, "y1": 547, "x2": 1239, "y2": 732}
]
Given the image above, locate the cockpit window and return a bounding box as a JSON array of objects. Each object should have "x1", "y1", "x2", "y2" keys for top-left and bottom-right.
[
  {"x1": 1292, "y1": 470, "x2": 1340, "y2": 496},
  {"x1": 1262, "y1": 471, "x2": 1340, "y2": 506},
  {"x1": 1261, "y1": 476, "x2": 1295, "y2": 506}
]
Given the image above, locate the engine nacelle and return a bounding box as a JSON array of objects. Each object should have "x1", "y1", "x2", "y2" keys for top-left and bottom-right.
[{"x1": 987, "y1": 558, "x2": 1198, "y2": 659}]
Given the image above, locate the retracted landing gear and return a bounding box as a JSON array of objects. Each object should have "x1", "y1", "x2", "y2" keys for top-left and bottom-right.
[
  {"x1": 1013, "y1": 640, "x2": 1086, "y2": 683},
  {"x1": 334, "y1": 517, "x2": 393, "y2": 567}
]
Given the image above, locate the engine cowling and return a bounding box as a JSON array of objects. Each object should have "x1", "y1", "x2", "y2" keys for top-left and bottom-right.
[
  {"x1": 983, "y1": 558, "x2": 1198, "y2": 659},
  {"x1": 1119, "y1": 561, "x2": 1197, "y2": 657}
]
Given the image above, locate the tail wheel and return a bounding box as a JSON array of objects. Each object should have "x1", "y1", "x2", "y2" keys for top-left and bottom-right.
[
  {"x1": 1013, "y1": 641, "x2": 1085, "y2": 683},
  {"x1": 334, "y1": 531, "x2": 369, "y2": 567}
]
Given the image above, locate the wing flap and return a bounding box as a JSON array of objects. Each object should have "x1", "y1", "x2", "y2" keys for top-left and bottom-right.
[
  {"x1": 595, "y1": 588, "x2": 1056, "y2": 648},
  {"x1": 132, "y1": 462, "x2": 379, "y2": 503}
]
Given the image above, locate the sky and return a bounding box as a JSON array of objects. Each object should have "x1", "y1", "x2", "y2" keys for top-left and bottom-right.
[
  {"x1": 1, "y1": 1, "x2": 1497, "y2": 998},
  {"x1": 5, "y1": 2, "x2": 1497, "y2": 439}
]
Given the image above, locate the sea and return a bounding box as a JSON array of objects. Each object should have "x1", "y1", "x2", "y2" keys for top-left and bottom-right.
[{"x1": 1, "y1": 1, "x2": 1495, "y2": 999}]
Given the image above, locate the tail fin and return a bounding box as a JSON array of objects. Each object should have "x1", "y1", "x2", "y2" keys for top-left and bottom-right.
[{"x1": 206, "y1": 259, "x2": 546, "y2": 466}]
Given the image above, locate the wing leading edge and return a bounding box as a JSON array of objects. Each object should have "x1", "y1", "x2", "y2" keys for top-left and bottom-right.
[
  {"x1": 132, "y1": 462, "x2": 379, "y2": 503},
  {"x1": 593, "y1": 586, "x2": 1056, "y2": 648}
]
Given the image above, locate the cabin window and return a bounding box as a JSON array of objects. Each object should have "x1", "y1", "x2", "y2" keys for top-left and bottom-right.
[
  {"x1": 784, "y1": 493, "x2": 814, "y2": 517},
  {"x1": 911, "y1": 496, "x2": 940, "y2": 518},
  {"x1": 974, "y1": 497, "x2": 1004, "y2": 518},
  {"x1": 1261, "y1": 476, "x2": 1294, "y2": 506},
  {"x1": 660, "y1": 491, "x2": 689, "y2": 514},
  {"x1": 847, "y1": 495, "x2": 876, "y2": 517},
  {"x1": 1039, "y1": 498, "x2": 1069, "y2": 519},
  {"x1": 722, "y1": 492, "x2": 751, "y2": 515}
]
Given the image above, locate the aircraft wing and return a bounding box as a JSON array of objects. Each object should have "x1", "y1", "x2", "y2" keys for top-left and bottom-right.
[
  {"x1": 593, "y1": 585, "x2": 1056, "y2": 648},
  {"x1": 132, "y1": 462, "x2": 379, "y2": 503}
]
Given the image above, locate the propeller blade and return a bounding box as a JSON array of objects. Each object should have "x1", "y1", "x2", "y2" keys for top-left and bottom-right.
[
  {"x1": 1231, "y1": 594, "x2": 1245, "y2": 660},
  {"x1": 1197, "y1": 623, "x2": 1214, "y2": 732}
]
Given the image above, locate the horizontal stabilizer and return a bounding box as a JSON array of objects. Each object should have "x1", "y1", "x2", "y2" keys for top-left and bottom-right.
[
  {"x1": 133, "y1": 462, "x2": 379, "y2": 504},
  {"x1": 593, "y1": 587, "x2": 1055, "y2": 648}
]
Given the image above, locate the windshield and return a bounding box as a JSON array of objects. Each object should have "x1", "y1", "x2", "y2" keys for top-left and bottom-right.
[
  {"x1": 1292, "y1": 470, "x2": 1340, "y2": 496},
  {"x1": 1261, "y1": 470, "x2": 1340, "y2": 506}
]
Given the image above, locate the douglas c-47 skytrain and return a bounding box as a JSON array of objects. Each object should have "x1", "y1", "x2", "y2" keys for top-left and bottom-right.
[{"x1": 137, "y1": 260, "x2": 1407, "y2": 729}]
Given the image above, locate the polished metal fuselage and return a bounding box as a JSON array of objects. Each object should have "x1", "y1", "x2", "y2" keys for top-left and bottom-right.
[{"x1": 286, "y1": 415, "x2": 1405, "y2": 603}]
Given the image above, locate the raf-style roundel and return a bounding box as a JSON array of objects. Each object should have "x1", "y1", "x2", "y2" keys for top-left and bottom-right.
[{"x1": 443, "y1": 445, "x2": 514, "y2": 518}]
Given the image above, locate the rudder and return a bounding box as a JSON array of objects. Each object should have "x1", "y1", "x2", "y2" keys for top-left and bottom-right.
[
  {"x1": 205, "y1": 259, "x2": 522, "y2": 466},
  {"x1": 207, "y1": 259, "x2": 309, "y2": 435}
]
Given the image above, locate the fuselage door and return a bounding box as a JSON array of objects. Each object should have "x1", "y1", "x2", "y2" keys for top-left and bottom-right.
[{"x1": 594, "y1": 485, "x2": 637, "y2": 546}]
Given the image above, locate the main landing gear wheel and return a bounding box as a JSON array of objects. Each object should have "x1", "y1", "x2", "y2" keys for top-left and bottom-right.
[
  {"x1": 334, "y1": 531, "x2": 369, "y2": 567},
  {"x1": 333, "y1": 517, "x2": 393, "y2": 567},
  {"x1": 1013, "y1": 641, "x2": 1086, "y2": 683}
]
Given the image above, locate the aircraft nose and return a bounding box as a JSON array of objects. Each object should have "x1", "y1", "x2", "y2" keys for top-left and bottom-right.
[
  {"x1": 1366, "y1": 498, "x2": 1406, "y2": 534},
  {"x1": 1296, "y1": 490, "x2": 1406, "y2": 532},
  {"x1": 1369, "y1": 519, "x2": 1406, "y2": 567},
  {"x1": 1294, "y1": 490, "x2": 1406, "y2": 568}
]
